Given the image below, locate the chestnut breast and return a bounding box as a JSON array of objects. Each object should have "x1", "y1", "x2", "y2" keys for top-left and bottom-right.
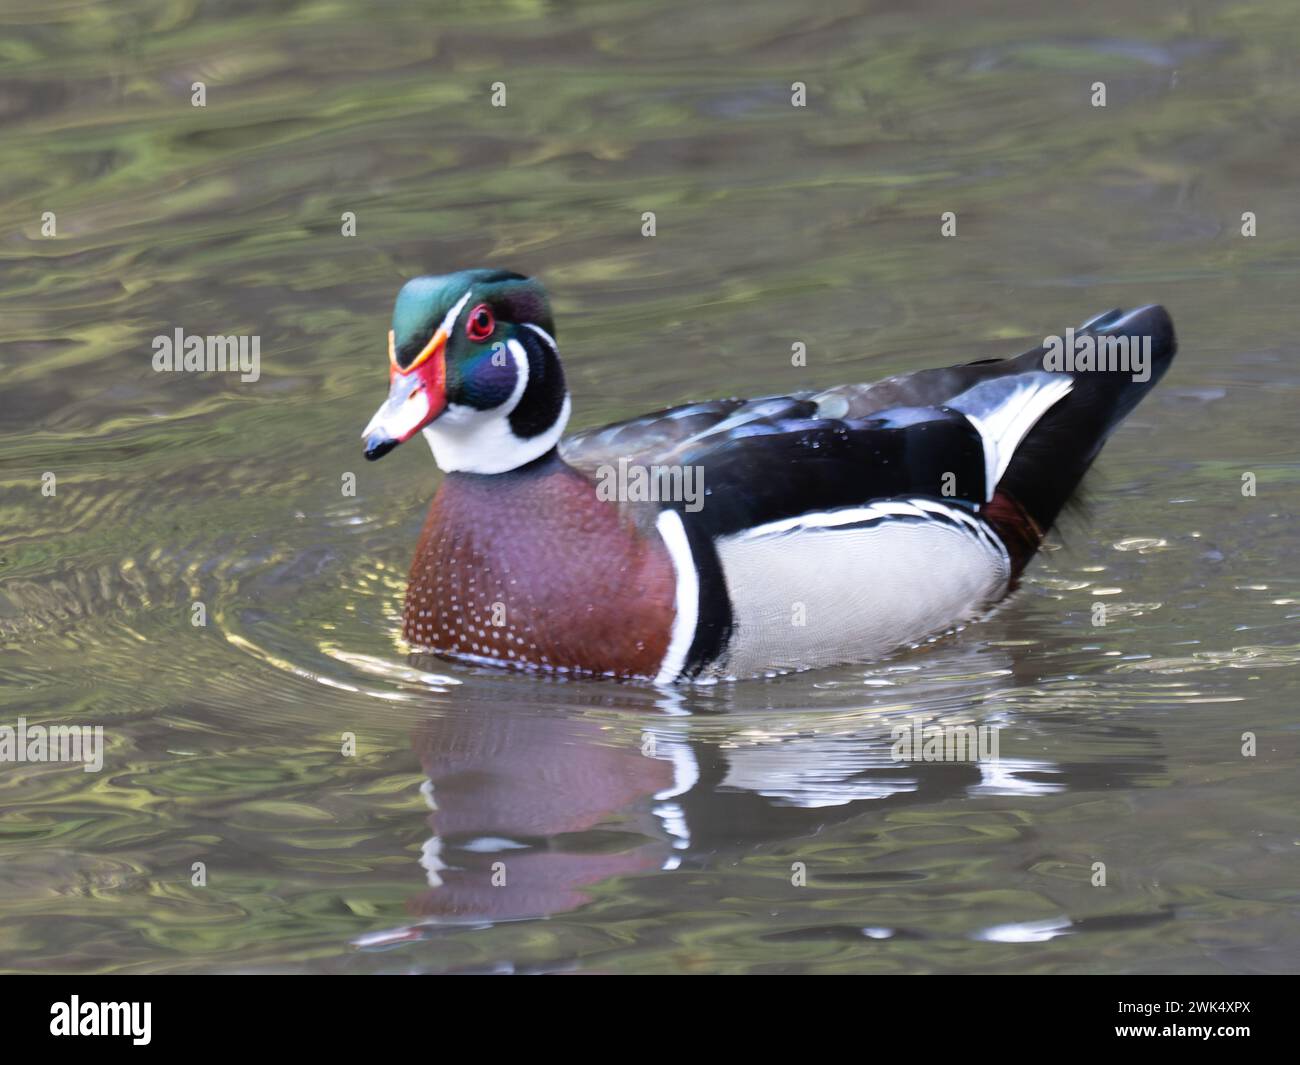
[{"x1": 403, "y1": 457, "x2": 678, "y2": 678}]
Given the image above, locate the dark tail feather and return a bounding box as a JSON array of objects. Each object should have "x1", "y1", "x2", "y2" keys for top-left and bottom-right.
[{"x1": 990, "y1": 305, "x2": 1176, "y2": 571}]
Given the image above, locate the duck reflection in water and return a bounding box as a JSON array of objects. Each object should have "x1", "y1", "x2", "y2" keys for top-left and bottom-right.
[{"x1": 354, "y1": 646, "x2": 1167, "y2": 949}]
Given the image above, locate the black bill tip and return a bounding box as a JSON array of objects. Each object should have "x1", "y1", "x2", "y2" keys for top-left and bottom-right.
[{"x1": 364, "y1": 435, "x2": 398, "y2": 461}]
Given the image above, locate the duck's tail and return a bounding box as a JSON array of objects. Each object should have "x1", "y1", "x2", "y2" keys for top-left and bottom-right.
[{"x1": 982, "y1": 305, "x2": 1177, "y2": 574}]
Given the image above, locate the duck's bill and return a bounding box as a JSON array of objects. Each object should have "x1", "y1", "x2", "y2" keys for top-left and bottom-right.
[{"x1": 362, "y1": 336, "x2": 447, "y2": 460}]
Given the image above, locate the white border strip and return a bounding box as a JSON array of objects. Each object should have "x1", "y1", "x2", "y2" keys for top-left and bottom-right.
[{"x1": 653, "y1": 509, "x2": 699, "y2": 685}]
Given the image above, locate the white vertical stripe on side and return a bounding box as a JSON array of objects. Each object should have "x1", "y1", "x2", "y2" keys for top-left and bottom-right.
[{"x1": 653, "y1": 509, "x2": 699, "y2": 685}]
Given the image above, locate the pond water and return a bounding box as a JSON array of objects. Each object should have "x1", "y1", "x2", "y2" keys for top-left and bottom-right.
[{"x1": 1, "y1": 0, "x2": 1297, "y2": 974}]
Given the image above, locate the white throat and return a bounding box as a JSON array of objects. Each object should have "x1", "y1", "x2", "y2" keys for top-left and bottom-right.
[{"x1": 422, "y1": 337, "x2": 571, "y2": 475}]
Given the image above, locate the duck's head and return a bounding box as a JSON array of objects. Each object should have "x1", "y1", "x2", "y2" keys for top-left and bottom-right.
[{"x1": 362, "y1": 269, "x2": 570, "y2": 474}]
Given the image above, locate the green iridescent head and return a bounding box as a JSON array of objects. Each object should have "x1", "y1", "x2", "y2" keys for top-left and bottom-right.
[{"x1": 362, "y1": 269, "x2": 569, "y2": 473}]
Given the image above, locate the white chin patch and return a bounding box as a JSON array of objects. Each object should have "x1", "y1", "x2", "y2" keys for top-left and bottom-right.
[{"x1": 422, "y1": 338, "x2": 571, "y2": 474}]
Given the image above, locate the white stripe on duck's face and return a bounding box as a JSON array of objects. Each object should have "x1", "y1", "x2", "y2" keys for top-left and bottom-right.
[{"x1": 424, "y1": 335, "x2": 572, "y2": 474}]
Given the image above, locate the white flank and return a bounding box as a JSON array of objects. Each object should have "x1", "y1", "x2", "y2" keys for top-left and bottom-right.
[
  {"x1": 653, "y1": 509, "x2": 699, "y2": 685},
  {"x1": 712, "y1": 499, "x2": 1011, "y2": 679}
]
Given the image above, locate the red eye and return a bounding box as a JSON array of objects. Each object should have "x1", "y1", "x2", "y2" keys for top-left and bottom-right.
[{"x1": 466, "y1": 303, "x2": 494, "y2": 343}]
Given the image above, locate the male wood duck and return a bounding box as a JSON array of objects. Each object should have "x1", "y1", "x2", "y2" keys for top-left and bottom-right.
[{"x1": 362, "y1": 269, "x2": 1176, "y2": 683}]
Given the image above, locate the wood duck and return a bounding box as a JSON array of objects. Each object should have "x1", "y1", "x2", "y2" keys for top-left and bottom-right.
[{"x1": 362, "y1": 269, "x2": 1176, "y2": 683}]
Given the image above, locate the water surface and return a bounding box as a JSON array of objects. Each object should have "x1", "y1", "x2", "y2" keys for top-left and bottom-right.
[{"x1": 1, "y1": 0, "x2": 1298, "y2": 974}]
